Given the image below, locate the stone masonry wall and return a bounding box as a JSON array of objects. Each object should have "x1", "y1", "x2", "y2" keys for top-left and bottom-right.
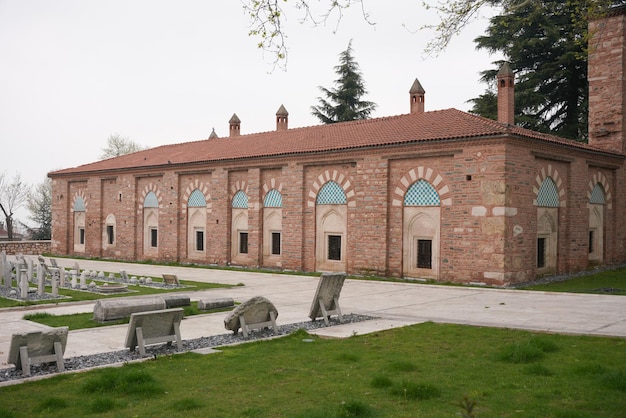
[
  {"x1": 588, "y1": 11, "x2": 626, "y2": 153},
  {"x1": 51, "y1": 77, "x2": 626, "y2": 288},
  {"x1": 50, "y1": 135, "x2": 626, "y2": 286},
  {"x1": 0, "y1": 241, "x2": 51, "y2": 255}
]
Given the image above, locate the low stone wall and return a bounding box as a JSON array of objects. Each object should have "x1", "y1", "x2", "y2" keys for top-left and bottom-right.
[{"x1": 0, "y1": 240, "x2": 51, "y2": 255}]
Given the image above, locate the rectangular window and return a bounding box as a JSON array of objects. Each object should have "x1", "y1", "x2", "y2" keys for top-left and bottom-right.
[
  {"x1": 79, "y1": 228, "x2": 85, "y2": 245},
  {"x1": 239, "y1": 232, "x2": 249, "y2": 254},
  {"x1": 196, "y1": 230, "x2": 204, "y2": 251},
  {"x1": 537, "y1": 237, "x2": 546, "y2": 268},
  {"x1": 106, "y1": 225, "x2": 114, "y2": 245},
  {"x1": 417, "y1": 239, "x2": 433, "y2": 269},
  {"x1": 150, "y1": 228, "x2": 158, "y2": 248},
  {"x1": 328, "y1": 235, "x2": 341, "y2": 261},
  {"x1": 271, "y1": 232, "x2": 281, "y2": 255},
  {"x1": 588, "y1": 230, "x2": 594, "y2": 254}
]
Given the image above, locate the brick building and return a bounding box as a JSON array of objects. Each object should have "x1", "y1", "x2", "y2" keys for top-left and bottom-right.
[{"x1": 49, "y1": 8, "x2": 626, "y2": 286}]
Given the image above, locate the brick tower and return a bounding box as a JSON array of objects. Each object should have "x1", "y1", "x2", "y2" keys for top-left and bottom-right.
[
  {"x1": 497, "y1": 62, "x2": 515, "y2": 125},
  {"x1": 588, "y1": 5, "x2": 626, "y2": 153}
]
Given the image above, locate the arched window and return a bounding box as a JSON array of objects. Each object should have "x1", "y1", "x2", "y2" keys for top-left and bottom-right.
[
  {"x1": 316, "y1": 181, "x2": 346, "y2": 205},
  {"x1": 263, "y1": 189, "x2": 283, "y2": 207},
  {"x1": 188, "y1": 189, "x2": 207, "y2": 207},
  {"x1": 537, "y1": 178, "x2": 559, "y2": 207},
  {"x1": 144, "y1": 191, "x2": 159, "y2": 208},
  {"x1": 590, "y1": 184, "x2": 606, "y2": 204},
  {"x1": 232, "y1": 191, "x2": 249, "y2": 208},
  {"x1": 404, "y1": 179, "x2": 440, "y2": 206},
  {"x1": 73, "y1": 197, "x2": 86, "y2": 212}
]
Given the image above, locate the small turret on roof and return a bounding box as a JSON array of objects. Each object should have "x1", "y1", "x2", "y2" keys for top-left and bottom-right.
[
  {"x1": 276, "y1": 104, "x2": 289, "y2": 131},
  {"x1": 229, "y1": 113, "x2": 241, "y2": 137},
  {"x1": 208, "y1": 128, "x2": 218, "y2": 139},
  {"x1": 409, "y1": 78, "x2": 425, "y2": 114}
]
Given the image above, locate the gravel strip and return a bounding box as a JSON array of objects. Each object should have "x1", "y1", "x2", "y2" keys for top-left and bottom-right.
[{"x1": 0, "y1": 313, "x2": 374, "y2": 384}]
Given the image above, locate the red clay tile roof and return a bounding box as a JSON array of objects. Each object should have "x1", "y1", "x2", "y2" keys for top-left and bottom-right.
[{"x1": 49, "y1": 109, "x2": 618, "y2": 177}]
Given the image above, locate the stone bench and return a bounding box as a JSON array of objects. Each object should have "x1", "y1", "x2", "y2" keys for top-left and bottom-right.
[
  {"x1": 8, "y1": 326, "x2": 69, "y2": 376},
  {"x1": 124, "y1": 308, "x2": 184, "y2": 357},
  {"x1": 198, "y1": 297, "x2": 234, "y2": 311}
]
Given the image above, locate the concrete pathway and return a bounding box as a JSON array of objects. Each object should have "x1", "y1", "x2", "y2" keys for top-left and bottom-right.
[{"x1": 1, "y1": 257, "x2": 625, "y2": 367}]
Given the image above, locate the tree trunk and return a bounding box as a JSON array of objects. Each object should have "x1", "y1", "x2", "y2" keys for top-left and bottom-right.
[{"x1": 5, "y1": 216, "x2": 13, "y2": 240}]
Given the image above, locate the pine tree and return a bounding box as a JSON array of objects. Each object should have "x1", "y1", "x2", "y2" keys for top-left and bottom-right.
[
  {"x1": 469, "y1": 0, "x2": 598, "y2": 141},
  {"x1": 311, "y1": 41, "x2": 377, "y2": 124}
]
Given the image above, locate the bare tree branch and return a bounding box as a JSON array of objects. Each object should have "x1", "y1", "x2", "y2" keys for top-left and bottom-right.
[
  {"x1": 0, "y1": 172, "x2": 30, "y2": 240},
  {"x1": 419, "y1": 0, "x2": 545, "y2": 57},
  {"x1": 420, "y1": 0, "x2": 492, "y2": 57},
  {"x1": 242, "y1": 0, "x2": 373, "y2": 70},
  {"x1": 101, "y1": 133, "x2": 145, "y2": 160}
]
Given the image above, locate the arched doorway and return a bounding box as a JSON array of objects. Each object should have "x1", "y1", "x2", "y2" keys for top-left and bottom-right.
[
  {"x1": 315, "y1": 181, "x2": 347, "y2": 272},
  {"x1": 403, "y1": 179, "x2": 440, "y2": 279}
]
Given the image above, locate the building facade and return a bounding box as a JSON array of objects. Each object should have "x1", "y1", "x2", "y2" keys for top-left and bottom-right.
[{"x1": 49, "y1": 8, "x2": 626, "y2": 286}]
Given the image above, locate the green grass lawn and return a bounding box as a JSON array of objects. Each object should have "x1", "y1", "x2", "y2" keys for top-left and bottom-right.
[
  {"x1": 521, "y1": 268, "x2": 626, "y2": 295},
  {"x1": 3, "y1": 265, "x2": 625, "y2": 416},
  {"x1": 0, "y1": 323, "x2": 624, "y2": 417}
]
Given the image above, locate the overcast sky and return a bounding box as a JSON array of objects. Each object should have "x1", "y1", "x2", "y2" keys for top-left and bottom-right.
[{"x1": 0, "y1": 0, "x2": 502, "y2": 225}]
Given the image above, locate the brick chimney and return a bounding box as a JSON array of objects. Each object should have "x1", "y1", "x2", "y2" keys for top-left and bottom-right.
[
  {"x1": 229, "y1": 113, "x2": 241, "y2": 137},
  {"x1": 276, "y1": 104, "x2": 288, "y2": 131},
  {"x1": 497, "y1": 62, "x2": 515, "y2": 125},
  {"x1": 409, "y1": 78, "x2": 425, "y2": 114},
  {"x1": 588, "y1": 5, "x2": 626, "y2": 153}
]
